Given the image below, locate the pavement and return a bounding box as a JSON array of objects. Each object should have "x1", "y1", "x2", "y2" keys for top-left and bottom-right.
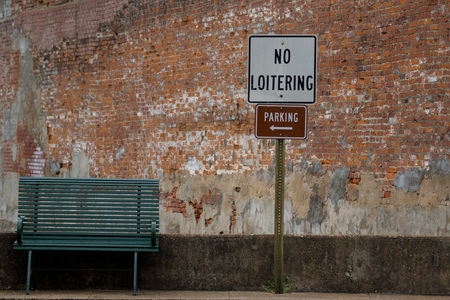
[{"x1": 0, "y1": 290, "x2": 449, "y2": 300}]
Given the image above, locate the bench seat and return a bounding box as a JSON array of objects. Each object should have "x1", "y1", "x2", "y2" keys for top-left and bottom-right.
[{"x1": 14, "y1": 236, "x2": 158, "y2": 251}]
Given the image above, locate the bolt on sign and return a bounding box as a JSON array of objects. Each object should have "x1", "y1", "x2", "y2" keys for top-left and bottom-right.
[
  {"x1": 247, "y1": 35, "x2": 317, "y2": 104},
  {"x1": 255, "y1": 105, "x2": 307, "y2": 140}
]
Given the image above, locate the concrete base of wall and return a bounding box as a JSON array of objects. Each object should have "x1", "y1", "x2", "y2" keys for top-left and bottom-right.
[{"x1": 1, "y1": 233, "x2": 449, "y2": 295}]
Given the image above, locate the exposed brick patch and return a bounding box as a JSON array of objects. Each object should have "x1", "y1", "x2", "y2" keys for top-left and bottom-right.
[
  {"x1": 189, "y1": 201, "x2": 203, "y2": 223},
  {"x1": 161, "y1": 187, "x2": 183, "y2": 213},
  {"x1": 230, "y1": 201, "x2": 236, "y2": 231},
  {"x1": 17, "y1": 124, "x2": 45, "y2": 177},
  {"x1": 15, "y1": 0, "x2": 128, "y2": 50},
  {"x1": 349, "y1": 172, "x2": 361, "y2": 185},
  {"x1": 161, "y1": 187, "x2": 223, "y2": 226},
  {"x1": 11, "y1": 0, "x2": 74, "y2": 14},
  {"x1": 200, "y1": 188, "x2": 221, "y2": 206},
  {"x1": 2, "y1": 124, "x2": 45, "y2": 177},
  {"x1": 1, "y1": 142, "x2": 19, "y2": 175}
]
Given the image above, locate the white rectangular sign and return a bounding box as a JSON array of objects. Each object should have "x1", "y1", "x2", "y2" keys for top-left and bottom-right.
[{"x1": 248, "y1": 35, "x2": 317, "y2": 104}]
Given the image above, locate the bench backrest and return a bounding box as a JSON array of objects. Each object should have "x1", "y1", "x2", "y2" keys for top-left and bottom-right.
[{"x1": 18, "y1": 177, "x2": 159, "y2": 244}]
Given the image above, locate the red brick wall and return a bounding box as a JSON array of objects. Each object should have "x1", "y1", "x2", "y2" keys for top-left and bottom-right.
[
  {"x1": 29, "y1": 0, "x2": 447, "y2": 182},
  {"x1": 1, "y1": 0, "x2": 448, "y2": 234}
]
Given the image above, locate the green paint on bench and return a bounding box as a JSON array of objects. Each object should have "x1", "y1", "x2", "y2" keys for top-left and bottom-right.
[{"x1": 14, "y1": 177, "x2": 160, "y2": 295}]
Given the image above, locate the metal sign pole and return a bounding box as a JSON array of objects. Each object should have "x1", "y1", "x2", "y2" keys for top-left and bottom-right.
[{"x1": 274, "y1": 138, "x2": 285, "y2": 294}]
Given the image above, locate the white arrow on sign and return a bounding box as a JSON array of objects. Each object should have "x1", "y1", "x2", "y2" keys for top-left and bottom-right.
[{"x1": 270, "y1": 125, "x2": 293, "y2": 131}]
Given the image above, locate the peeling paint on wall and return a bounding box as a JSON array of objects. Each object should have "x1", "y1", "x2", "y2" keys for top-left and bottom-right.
[
  {"x1": 160, "y1": 162, "x2": 449, "y2": 236},
  {"x1": 0, "y1": 173, "x2": 18, "y2": 231}
]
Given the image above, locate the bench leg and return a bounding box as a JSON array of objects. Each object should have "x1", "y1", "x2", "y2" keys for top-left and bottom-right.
[
  {"x1": 133, "y1": 252, "x2": 138, "y2": 295},
  {"x1": 26, "y1": 250, "x2": 32, "y2": 295}
]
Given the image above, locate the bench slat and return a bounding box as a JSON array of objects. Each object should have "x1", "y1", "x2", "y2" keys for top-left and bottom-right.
[
  {"x1": 20, "y1": 185, "x2": 157, "y2": 195},
  {"x1": 19, "y1": 206, "x2": 158, "y2": 212},
  {"x1": 22, "y1": 222, "x2": 159, "y2": 228},
  {"x1": 19, "y1": 191, "x2": 158, "y2": 196},
  {"x1": 20, "y1": 217, "x2": 159, "y2": 222},
  {"x1": 18, "y1": 200, "x2": 158, "y2": 205},
  {"x1": 16, "y1": 214, "x2": 157, "y2": 220},
  {"x1": 19, "y1": 203, "x2": 157, "y2": 208},
  {"x1": 20, "y1": 240, "x2": 159, "y2": 247},
  {"x1": 22, "y1": 223, "x2": 158, "y2": 229},
  {"x1": 19, "y1": 177, "x2": 158, "y2": 182},
  {"x1": 20, "y1": 232, "x2": 157, "y2": 238},
  {"x1": 19, "y1": 212, "x2": 157, "y2": 218}
]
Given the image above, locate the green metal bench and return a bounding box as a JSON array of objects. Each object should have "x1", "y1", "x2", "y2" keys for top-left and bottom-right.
[{"x1": 14, "y1": 177, "x2": 160, "y2": 295}]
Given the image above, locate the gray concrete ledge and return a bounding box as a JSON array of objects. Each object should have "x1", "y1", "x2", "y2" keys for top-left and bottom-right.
[{"x1": 1, "y1": 233, "x2": 449, "y2": 295}]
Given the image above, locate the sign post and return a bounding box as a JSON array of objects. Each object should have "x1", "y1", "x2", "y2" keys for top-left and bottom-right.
[
  {"x1": 248, "y1": 34, "x2": 317, "y2": 294},
  {"x1": 274, "y1": 138, "x2": 285, "y2": 294}
]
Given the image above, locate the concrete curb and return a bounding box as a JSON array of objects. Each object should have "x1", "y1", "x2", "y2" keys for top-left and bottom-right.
[{"x1": 1, "y1": 290, "x2": 449, "y2": 300}]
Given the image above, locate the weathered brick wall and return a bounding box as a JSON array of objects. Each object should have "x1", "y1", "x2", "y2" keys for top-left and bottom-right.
[{"x1": 0, "y1": 0, "x2": 448, "y2": 234}]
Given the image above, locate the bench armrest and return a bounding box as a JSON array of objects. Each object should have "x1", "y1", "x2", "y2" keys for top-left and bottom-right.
[
  {"x1": 17, "y1": 216, "x2": 25, "y2": 244},
  {"x1": 151, "y1": 220, "x2": 156, "y2": 246}
]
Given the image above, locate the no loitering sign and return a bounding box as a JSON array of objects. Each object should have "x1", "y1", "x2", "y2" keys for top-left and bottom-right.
[{"x1": 248, "y1": 35, "x2": 317, "y2": 104}]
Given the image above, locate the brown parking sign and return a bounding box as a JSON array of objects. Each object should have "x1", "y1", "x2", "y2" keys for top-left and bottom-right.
[{"x1": 255, "y1": 105, "x2": 307, "y2": 139}]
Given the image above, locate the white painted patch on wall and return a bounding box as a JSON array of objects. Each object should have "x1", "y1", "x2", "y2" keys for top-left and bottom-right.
[{"x1": 184, "y1": 156, "x2": 204, "y2": 175}]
